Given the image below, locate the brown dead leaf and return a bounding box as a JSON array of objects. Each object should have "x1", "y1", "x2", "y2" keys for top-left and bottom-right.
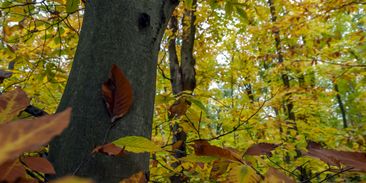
[
  {"x1": 264, "y1": 167, "x2": 295, "y2": 183},
  {"x1": 0, "y1": 108, "x2": 72, "y2": 165},
  {"x1": 169, "y1": 97, "x2": 190, "y2": 119},
  {"x1": 93, "y1": 143, "x2": 125, "y2": 156},
  {"x1": 191, "y1": 140, "x2": 243, "y2": 163},
  {"x1": 305, "y1": 141, "x2": 366, "y2": 172},
  {"x1": 120, "y1": 171, "x2": 147, "y2": 183},
  {"x1": 102, "y1": 64, "x2": 133, "y2": 123},
  {"x1": 0, "y1": 159, "x2": 26, "y2": 182},
  {"x1": 0, "y1": 88, "x2": 30, "y2": 123},
  {"x1": 23, "y1": 156, "x2": 55, "y2": 174},
  {"x1": 245, "y1": 143, "x2": 279, "y2": 156}
]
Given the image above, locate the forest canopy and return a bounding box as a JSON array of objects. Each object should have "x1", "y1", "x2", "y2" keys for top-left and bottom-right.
[{"x1": 0, "y1": 0, "x2": 366, "y2": 182}]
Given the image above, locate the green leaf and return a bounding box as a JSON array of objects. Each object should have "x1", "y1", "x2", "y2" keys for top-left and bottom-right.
[
  {"x1": 180, "y1": 154, "x2": 218, "y2": 163},
  {"x1": 66, "y1": 0, "x2": 80, "y2": 14},
  {"x1": 184, "y1": 0, "x2": 193, "y2": 9},
  {"x1": 236, "y1": 8, "x2": 249, "y2": 25},
  {"x1": 187, "y1": 97, "x2": 208, "y2": 114},
  {"x1": 112, "y1": 136, "x2": 163, "y2": 153}
]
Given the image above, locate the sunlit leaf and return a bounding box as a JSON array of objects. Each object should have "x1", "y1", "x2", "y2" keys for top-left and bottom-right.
[
  {"x1": 0, "y1": 108, "x2": 71, "y2": 165},
  {"x1": 120, "y1": 171, "x2": 147, "y2": 183},
  {"x1": 112, "y1": 136, "x2": 163, "y2": 153},
  {"x1": 191, "y1": 140, "x2": 243, "y2": 163}
]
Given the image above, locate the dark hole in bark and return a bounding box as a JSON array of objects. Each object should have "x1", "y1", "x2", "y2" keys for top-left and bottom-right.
[{"x1": 138, "y1": 13, "x2": 150, "y2": 30}]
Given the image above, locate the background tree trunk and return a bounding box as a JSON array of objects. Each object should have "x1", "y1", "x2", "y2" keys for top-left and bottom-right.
[{"x1": 48, "y1": 1, "x2": 178, "y2": 182}]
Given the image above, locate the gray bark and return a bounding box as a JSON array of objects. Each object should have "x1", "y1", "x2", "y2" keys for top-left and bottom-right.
[{"x1": 48, "y1": 1, "x2": 178, "y2": 182}]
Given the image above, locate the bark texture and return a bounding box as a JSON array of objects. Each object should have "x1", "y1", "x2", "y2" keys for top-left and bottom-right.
[{"x1": 49, "y1": 1, "x2": 178, "y2": 182}]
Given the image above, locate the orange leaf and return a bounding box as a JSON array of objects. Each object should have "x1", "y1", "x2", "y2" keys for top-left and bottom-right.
[
  {"x1": 102, "y1": 64, "x2": 133, "y2": 123},
  {"x1": 191, "y1": 140, "x2": 243, "y2": 163},
  {"x1": 23, "y1": 157, "x2": 56, "y2": 174},
  {"x1": 120, "y1": 171, "x2": 147, "y2": 183},
  {"x1": 93, "y1": 143, "x2": 125, "y2": 157},
  {"x1": 245, "y1": 143, "x2": 279, "y2": 156},
  {"x1": 0, "y1": 159, "x2": 26, "y2": 182},
  {"x1": 169, "y1": 97, "x2": 190, "y2": 119},
  {"x1": 0, "y1": 108, "x2": 72, "y2": 165},
  {"x1": 0, "y1": 88, "x2": 30, "y2": 123},
  {"x1": 305, "y1": 141, "x2": 366, "y2": 172}
]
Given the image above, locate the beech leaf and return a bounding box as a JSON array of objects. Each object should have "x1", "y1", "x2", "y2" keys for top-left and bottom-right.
[
  {"x1": 305, "y1": 141, "x2": 366, "y2": 172},
  {"x1": 264, "y1": 167, "x2": 295, "y2": 183},
  {"x1": 102, "y1": 64, "x2": 133, "y2": 123},
  {"x1": 191, "y1": 140, "x2": 243, "y2": 163},
  {"x1": 93, "y1": 143, "x2": 125, "y2": 157},
  {"x1": 0, "y1": 108, "x2": 71, "y2": 165},
  {"x1": 112, "y1": 136, "x2": 162, "y2": 153},
  {"x1": 245, "y1": 143, "x2": 279, "y2": 156},
  {"x1": 23, "y1": 157, "x2": 56, "y2": 174},
  {"x1": 0, "y1": 88, "x2": 30, "y2": 123},
  {"x1": 51, "y1": 176, "x2": 95, "y2": 183}
]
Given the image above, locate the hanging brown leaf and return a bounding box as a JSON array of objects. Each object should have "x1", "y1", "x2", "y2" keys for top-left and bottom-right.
[
  {"x1": 92, "y1": 143, "x2": 125, "y2": 157},
  {"x1": 102, "y1": 64, "x2": 133, "y2": 123},
  {"x1": 0, "y1": 88, "x2": 30, "y2": 123},
  {"x1": 0, "y1": 108, "x2": 72, "y2": 165},
  {"x1": 191, "y1": 140, "x2": 243, "y2": 163},
  {"x1": 168, "y1": 97, "x2": 191, "y2": 119},
  {"x1": 245, "y1": 143, "x2": 279, "y2": 156},
  {"x1": 264, "y1": 167, "x2": 295, "y2": 183},
  {"x1": 23, "y1": 157, "x2": 56, "y2": 174},
  {"x1": 305, "y1": 141, "x2": 366, "y2": 172},
  {"x1": 120, "y1": 171, "x2": 147, "y2": 183},
  {"x1": 0, "y1": 159, "x2": 26, "y2": 182}
]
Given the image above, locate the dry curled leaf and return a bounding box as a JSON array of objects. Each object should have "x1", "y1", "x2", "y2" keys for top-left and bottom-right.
[
  {"x1": 0, "y1": 108, "x2": 72, "y2": 165},
  {"x1": 23, "y1": 156, "x2": 56, "y2": 174},
  {"x1": 0, "y1": 88, "x2": 30, "y2": 123},
  {"x1": 245, "y1": 143, "x2": 279, "y2": 156},
  {"x1": 93, "y1": 143, "x2": 125, "y2": 157},
  {"x1": 102, "y1": 64, "x2": 133, "y2": 123},
  {"x1": 191, "y1": 140, "x2": 243, "y2": 163}
]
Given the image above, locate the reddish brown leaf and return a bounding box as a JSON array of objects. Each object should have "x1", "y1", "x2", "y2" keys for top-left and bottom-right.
[
  {"x1": 0, "y1": 88, "x2": 30, "y2": 123},
  {"x1": 102, "y1": 64, "x2": 133, "y2": 123},
  {"x1": 0, "y1": 159, "x2": 26, "y2": 182},
  {"x1": 0, "y1": 108, "x2": 72, "y2": 165},
  {"x1": 264, "y1": 167, "x2": 295, "y2": 183},
  {"x1": 93, "y1": 143, "x2": 125, "y2": 156},
  {"x1": 23, "y1": 157, "x2": 55, "y2": 174},
  {"x1": 191, "y1": 140, "x2": 243, "y2": 163},
  {"x1": 245, "y1": 143, "x2": 279, "y2": 156},
  {"x1": 120, "y1": 171, "x2": 147, "y2": 183},
  {"x1": 305, "y1": 141, "x2": 366, "y2": 172},
  {"x1": 172, "y1": 140, "x2": 184, "y2": 150},
  {"x1": 168, "y1": 97, "x2": 190, "y2": 119}
]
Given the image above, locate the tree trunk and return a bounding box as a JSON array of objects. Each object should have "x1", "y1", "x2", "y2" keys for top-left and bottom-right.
[{"x1": 48, "y1": 1, "x2": 178, "y2": 182}]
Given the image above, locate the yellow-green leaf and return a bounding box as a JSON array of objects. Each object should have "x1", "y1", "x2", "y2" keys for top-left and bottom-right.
[
  {"x1": 66, "y1": 0, "x2": 80, "y2": 14},
  {"x1": 112, "y1": 136, "x2": 163, "y2": 153}
]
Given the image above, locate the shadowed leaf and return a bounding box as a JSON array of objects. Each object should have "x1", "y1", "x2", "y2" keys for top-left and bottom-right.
[
  {"x1": 245, "y1": 143, "x2": 279, "y2": 156},
  {"x1": 102, "y1": 64, "x2": 133, "y2": 123},
  {"x1": 305, "y1": 141, "x2": 366, "y2": 172},
  {"x1": 0, "y1": 88, "x2": 30, "y2": 123},
  {"x1": 0, "y1": 69, "x2": 12, "y2": 84},
  {"x1": 169, "y1": 97, "x2": 190, "y2": 119},
  {"x1": 191, "y1": 140, "x2": 243, "y2": 163},
  {"x1": 210, "y1": 160, "x2": 230, "y2": 179},
  {"x1": 228, "y1": 164, "x2": 260, "y2": 183},
  {"x1": 120, "y1": 171, "x2": 147, "y2": 183},
  {"x1": 66, "y1": 0, "x2": 80, "y2": 13},
  {"x1": 113, "y1": 136, "x2": 163, "y2": 153},
  {"x1": 93, "y1": 143, "x2": 125, "y2": 157},
  {"x1": 23, "y1": 157, "x2": 55, "y2": 174},
  {"x1": 0, "y1": 108, "x2": 71, "y2": 165}
]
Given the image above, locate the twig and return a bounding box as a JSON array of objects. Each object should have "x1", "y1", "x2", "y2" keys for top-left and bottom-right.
[{"x1": 319, "y1": 167, "x2": 353, "y2": 183}]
